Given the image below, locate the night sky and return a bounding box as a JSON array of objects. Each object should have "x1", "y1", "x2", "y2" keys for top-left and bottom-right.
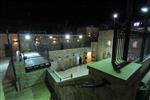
[{"x1": 0, "y1": 0, "x2": 148, "y2": 31}]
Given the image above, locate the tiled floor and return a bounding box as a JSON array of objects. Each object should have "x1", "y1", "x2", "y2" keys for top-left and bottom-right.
[
  {"x1": 5, "y1": 82, "x2": 51, "y2": 100},
  {"x1": 58, "y1": 64, "x2": 89, "y2": 80},
  {"x1": 48, "y1": 64, "x2": 89, "y2": 82}
]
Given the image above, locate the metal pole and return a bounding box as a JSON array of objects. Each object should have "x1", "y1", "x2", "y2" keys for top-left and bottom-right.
[
  {"x1": 123, "y1": 0, "x2": 133, "y2": 61},
  {"x1": 111, "y1": 19, "x2": 118, "y2": 70}
]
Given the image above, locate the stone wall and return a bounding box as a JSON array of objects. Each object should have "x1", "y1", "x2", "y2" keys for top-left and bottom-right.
[
  {"x1": 91, "y1": 42, "x2": 98, "y2": 61},
  {"x1": 96, "y1": 30, "x2": 113, "y2": 60},
  {"x1": 0, "y1": 34, "x2": 10, "y2": 59},
  {"x1": 46, "y1": 71, "x2": 104, "y2": 100},
  {"x1": 94, "y1": 30, "x2": 149, "y2": 61},
  {"x1": 15, "y1": 62, "x2": 47, "y2": 89},
  {"x1": 46, "y1": 67, "x2": 129, "y2": 100},
  {"x1": 88, "y1": 66, "x2": 140, "y2": 100},
  {"x1": 0, "y1": 33, "x2": 87, "y2": 59},
  {"x1": 49, "y1": 48, "x2": 89, "y2": 71},
  {"x1": 0, "y1": 34, "x2": 21, "y2": 58}
]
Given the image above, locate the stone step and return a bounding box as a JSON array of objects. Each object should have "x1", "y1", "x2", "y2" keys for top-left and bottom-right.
[
  {"x1": 3, "y1": 79, "x2": 12, "y2": 84},
  {"x1": 2, "y1": 79, "x2": 16, "y2": 95},
  {"x1": 4, "y1": 85, "x2": 16, "y2": 95},
  {"x1": 3, "y1": 79, "x2": 13, "y2": 88}
]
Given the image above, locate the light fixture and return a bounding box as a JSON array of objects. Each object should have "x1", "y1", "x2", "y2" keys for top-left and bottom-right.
[
  {"x1": 25, "y1": 35, "x2": 31, "y2": 40},
  {"x1": 113, "y1": 13, "x2": 118, "y2": 19},
  {"x1": 141, "y1": 7, "x2": 149, "y2": 13},
  {"x1": 53, "y1": 38, "x2": 57, "y2": 40},
  {"x1": 132, "y1": 41, "x2": 138, "y2": 48},
  {"x1": 88, "y1": 32, "x2": 91, "y2": 37},
  {"x1": 65, "y1": 34, "x2": 70, "y2": 39},
  {"x1": 35, "y1": 37, "x2": 39, "y2": 41},
  {"x1": 66, "y1": 40, "x2": 70, "y2": 43},
  {"x1": 49, "y1": 36, "x2": 53, "y2": 39},
  {"x1": 13, "y1": 38, "x2": 18, "y2": 45},
  {"x1": 53, "y1": 40, "x2": 56, "y2": 44},
  {"x1": 107, "y1": 40, "x2": 111, "y2": 46},
  {"x1": 35, "y1": 37, "x2": 40, "y2": 45},
  {"x1": 35, "y1": 41, "x2": 40, "y2": 45},
  {"x1": 77, "y1": 39, "x2": 80, "y2": 42},
  {"x1": 79, "y1": 35, "x2": 83, "y2": 39},
  {"x1": 133, "y1": 22, "x2": 140, "y2": 27},
  {"x1": 13, "y1": 38, "x2": 18, "y2": 42}
]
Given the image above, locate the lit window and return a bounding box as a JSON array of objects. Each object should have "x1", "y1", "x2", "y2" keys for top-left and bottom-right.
[
  {"x1": 132, "y1": 41, "x2": 138, "y2": 48},
  {"x1": 13, "y1": 38, "x2": 18, "y2": 45},
  {"x1": 107, "y1": 40, "x2": 111, "y2": 46},
  {"x1": 66, "y1": 40, "x2": 70, "y2": 43},
  {"x1": 53, "y1": 40, "x2": 56, "y2": 44},
  {"x1": 65, "y1": 34, "x2": 70, "y2": 39},
  {"x1": 49, "y1": 36, "x2": 53, "y2": 39},
  {"x1": 25, "y1": 35, "x2": 31, "y2": 40},
  {"x1": 79, "y1": 35, "x2": 83, "y2": 39}
]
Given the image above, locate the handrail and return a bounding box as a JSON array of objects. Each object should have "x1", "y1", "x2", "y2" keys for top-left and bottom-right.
[
  {"x1": 58, "y1": 79, "x2": 111, "y2": 88},
  {"x1": 81, "y1": 79, "x2": 111, "y2": 88}
]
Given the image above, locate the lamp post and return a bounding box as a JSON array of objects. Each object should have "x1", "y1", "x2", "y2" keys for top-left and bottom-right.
[
  {"x1": 113, "y1": 13, "x2": 118, "y2": 24},
  {"x1": 111, "y1": 13, "x2": 119, "y2": 70},
  {"x1": 140, "y1": 6, "x2": 149, "y2": 62}
]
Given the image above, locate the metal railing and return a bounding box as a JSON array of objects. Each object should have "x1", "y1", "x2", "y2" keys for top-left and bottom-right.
[{"x1": 111, "y1": 27, "x2": 150, "y2": 72}]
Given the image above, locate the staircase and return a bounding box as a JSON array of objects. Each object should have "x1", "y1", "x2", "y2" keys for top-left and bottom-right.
[{"x1": 2, "y1": 79, "x2": 16, "y2": 96}]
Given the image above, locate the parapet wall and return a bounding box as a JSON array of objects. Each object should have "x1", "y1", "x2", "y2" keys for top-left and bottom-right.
[{"x1": 49, "y1": 48, "x2": 89, "y2": 71}]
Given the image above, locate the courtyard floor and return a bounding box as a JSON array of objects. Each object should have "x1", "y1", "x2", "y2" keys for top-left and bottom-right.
[{"x1": 5, "y1": 82, "x2": 51, "y2": 100}]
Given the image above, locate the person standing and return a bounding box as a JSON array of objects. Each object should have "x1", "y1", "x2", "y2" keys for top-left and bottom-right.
[{"x1": 79, "y1": 56, "x2": 82, "y2": 65}]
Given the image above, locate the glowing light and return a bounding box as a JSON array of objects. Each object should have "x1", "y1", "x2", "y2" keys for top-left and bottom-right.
[
  {"x1": 13, "y1": 38, "x2": 18, "y2": 42},
  {"x1": 107, "y1": 40, "x2": 111, "y2": 46},
  {"x1": 53, "y1": 40, "x2": 56, "y2": 44},
  {"x1": 113, "y1": 13, "x2": 118, "y2": 19},
  {"x1": 88, "y1": 32, "x2": 91, "y2": 37},
  {"x1": 35, "y1": 41, "x2": 40, "y2": 45},
  {"x1": 66, "y1": 40, "x2": 70, "y2": 43},
  {"x1": 77, "y1": 39, "x2": 80, "y2": 42},
  {"x1": 13, "y1": 38, "x2": 18, "y2": 45},
  {"x1": 65, "y1": 34, "x2": 70, "y2": 39},
  {"x1": 132, "y1": 41, "x2": 138, "y2": 48},
  {"x1": 49, "y1": 36, "x2": 53, "y2": 39},
  {"x1": 133, "y1": 22, "x2": 140, "y2": 27},
  {"x1": 25, "y1": 35, "x2": 31, "y2": 40},
  {"x1": 79, "y1": 35, "x2": 83, "y2": 39},
  {"x1": 141, "y1": 7, "x2": 149, "y2": 13},
  {"x1": 35, "y1": 38, "x2": 39, "y2": 41},
  {"x1": 86, "y1": 52, "x2": 92, "y2": 63},
  {"x1": 13, "y1": 42, "x2": 18, "y2": 45},
  {"x1": 53, "y1": 38, "x2": 57, "y2": 40}
]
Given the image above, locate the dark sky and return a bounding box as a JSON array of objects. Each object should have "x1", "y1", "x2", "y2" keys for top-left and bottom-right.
[{"x1": 0, "y1": 0, "x2": 148, "y2": 29}]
